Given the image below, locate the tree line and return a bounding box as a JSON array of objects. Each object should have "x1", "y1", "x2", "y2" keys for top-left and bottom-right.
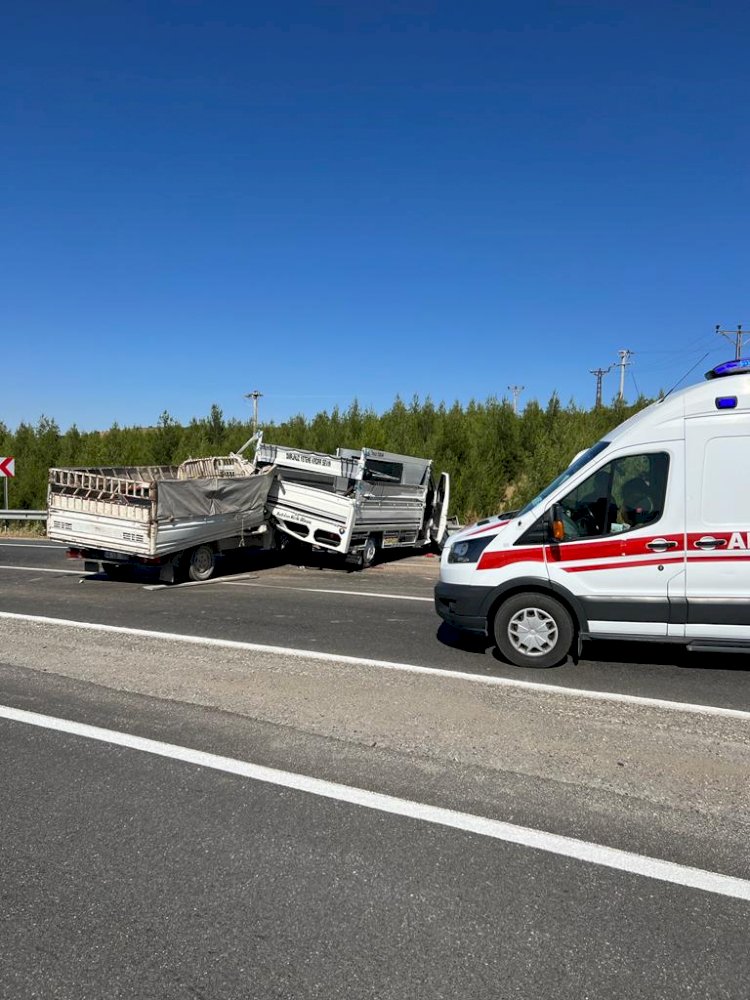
[{"x1": 0, "y1": 395, "x2": 650, "y2": 521}]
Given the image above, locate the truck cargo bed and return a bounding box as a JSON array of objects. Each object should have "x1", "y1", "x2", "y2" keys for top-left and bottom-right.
[{"x1": 47, "y1": 460, "x2": 275, "y2": 560}]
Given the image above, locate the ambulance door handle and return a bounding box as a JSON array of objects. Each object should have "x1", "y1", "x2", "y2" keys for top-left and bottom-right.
[
  {"x1": 694, "y1": 536, "x2": 727, "y2": 550},
  {"x1": 646, "y1": 538, "x2": 678, "y2": 552}
]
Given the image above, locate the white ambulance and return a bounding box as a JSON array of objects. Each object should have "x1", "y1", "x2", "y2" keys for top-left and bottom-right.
[{"x1": 435, "y1": 359, "x2": 750, "y2": 667}]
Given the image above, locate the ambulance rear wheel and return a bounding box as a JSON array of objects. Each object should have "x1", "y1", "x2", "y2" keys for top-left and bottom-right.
[{"x1": 493, "y1": 593, "x2": 573, "y2": 669}]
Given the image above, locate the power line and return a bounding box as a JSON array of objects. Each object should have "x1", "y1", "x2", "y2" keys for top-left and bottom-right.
[{"x1": 637, "y1": 337, "x2": 713, "y2": 356}]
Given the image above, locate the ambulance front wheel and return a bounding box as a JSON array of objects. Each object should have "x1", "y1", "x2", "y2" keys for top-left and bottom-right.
[{"x1": 493, "y1": 593, "x2": 574, "y2": 669}]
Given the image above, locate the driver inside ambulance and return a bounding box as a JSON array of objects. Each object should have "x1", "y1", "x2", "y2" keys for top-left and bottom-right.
[{"x1": 619, "y1": 476, "x2": 657, "y2": 528}]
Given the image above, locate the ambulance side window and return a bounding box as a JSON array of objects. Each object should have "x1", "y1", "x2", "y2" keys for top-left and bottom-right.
[{"x1": 556, "y1": 452, "x2": 670, "y2": 541}]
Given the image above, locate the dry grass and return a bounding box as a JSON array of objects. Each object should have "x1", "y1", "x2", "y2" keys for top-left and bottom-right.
[{"x1": 0, "y1": 522, "x2": 47, "y2": 539}]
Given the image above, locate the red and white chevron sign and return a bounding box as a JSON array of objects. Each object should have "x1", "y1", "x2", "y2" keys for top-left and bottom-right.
[{"x1": 0, "y1": 457, "x2": 15, "y2": 478}]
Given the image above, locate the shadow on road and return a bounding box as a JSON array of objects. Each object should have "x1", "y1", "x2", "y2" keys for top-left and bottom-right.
[
  {"x1": 436, "y1": 622, "x2": 750, "y2": 674},
  {"x1": 76, "y1": 542, "x2": 439, "y2": 586},
  {"x1": 436, "y1": 622, "x2": 493, "y2": 655}
]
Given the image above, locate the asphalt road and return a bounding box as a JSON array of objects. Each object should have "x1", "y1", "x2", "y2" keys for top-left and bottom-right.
[
  {"x1": 2, "y1": 693, "x2": 748, "y2": 1000},
  {"x1": 0, "y1": 537, "x2": 749, "y2": 711},
  {"x1": 1, "y1": 538, "x2": 749, "y2": 998}
]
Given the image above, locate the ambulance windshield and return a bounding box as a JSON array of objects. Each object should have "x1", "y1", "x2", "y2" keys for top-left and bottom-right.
[{"x1": 517, "y1": 440, "x2": 610, "y2": 517}]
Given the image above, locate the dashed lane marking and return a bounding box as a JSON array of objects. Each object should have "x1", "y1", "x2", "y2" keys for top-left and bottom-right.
[
  {"x1": 0, "y1": 565, "x2": 90, "y2": 576},
  {"x1": 215, "y1": 581, "x2": 433, "y2": 602},
  {"x1": 142, "y1": 577, "x2": 431, "y2": 601},
  {"x1": 0, "y1": 542, "x2": 65, "y2": 549}
]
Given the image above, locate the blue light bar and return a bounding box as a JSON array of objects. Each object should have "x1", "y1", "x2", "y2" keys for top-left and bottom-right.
[
  {"x1": 705, "y1": 358, "x2": 750, "y2": 379},
  {"x1": 715, "y1": 396, "x2": 738, "y2": 409}
]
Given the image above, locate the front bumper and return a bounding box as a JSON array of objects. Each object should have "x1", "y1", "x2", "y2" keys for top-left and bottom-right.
[{"x1": 434, "y1": 581, "x2": 494, "y2": 634}]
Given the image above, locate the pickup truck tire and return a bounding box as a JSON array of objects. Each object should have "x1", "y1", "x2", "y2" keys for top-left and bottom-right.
[
  {"x1": 493, "y1": 592, "x2": 573, "y2": 669},
  {"x1": 361, "y1": 535, "x2": 379, "y2": 568},
  {"x1": 187, "y1": 544, "x2": 216, "y2": 582}
]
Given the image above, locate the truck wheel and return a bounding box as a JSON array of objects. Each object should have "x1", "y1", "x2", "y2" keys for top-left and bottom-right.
[
  {"x1": 361, "y1": 535, "x2": 379, "y2": 568},
  {"x1": 493, "y1": 593, "x2": 573, "y2": 669},
  {"x1": 187, "y1": 545, "x2": 216, "y2": 582}
]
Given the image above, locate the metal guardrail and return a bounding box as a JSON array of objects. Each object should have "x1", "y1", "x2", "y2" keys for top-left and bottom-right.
[{"x1": 0, "y1": 510, "x2": 47, "y2": 521}]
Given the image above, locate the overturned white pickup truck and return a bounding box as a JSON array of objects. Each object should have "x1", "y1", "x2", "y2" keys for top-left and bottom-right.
[
  {"x1": 252, "y1": 437, "x2": 450, "y2": 566},
  {"x1": 47, "y1": 455, "x2": 275, "y2": 583}
]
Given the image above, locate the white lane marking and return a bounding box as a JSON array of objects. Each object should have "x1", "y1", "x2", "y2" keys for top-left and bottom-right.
[
  {"x1": 0, "y1": 703, "x2": 747, "y2": 902},
  {"x1": 0, "y1": 565, "x2": 90, "y2": 576},
  {"x1": 144, "y1": 577, "x2": 431, "y2": 601},
  {"x1": 0, "y1": 542, "x2": 64, "y2": 550},
  {"x1": 1, "y1": 611, "x2": 748, "y2": 721},
  {"x1": 217, "y1": 581, "x2": 433, "y2": 602}
]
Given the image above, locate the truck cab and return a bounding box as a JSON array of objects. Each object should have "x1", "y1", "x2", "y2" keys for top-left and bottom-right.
[{"x1": 435, "y1": 359, "x2": 750, "y2": 667}]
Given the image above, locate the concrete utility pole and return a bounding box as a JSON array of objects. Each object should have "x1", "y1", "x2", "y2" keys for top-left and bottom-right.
[
  {"x1": 507, "y1": 385, "x2": 524, "y2": 415},
  {"x1": 615, "y1": 349, "x2": 633, "y2": 402},
  {"x1": 244, "y1": 390, "x2": 263, "y2": 434},
  {"x1": 716, "y1": 324, "x2": 749, "y2": 361},
  {"x1": 590, "y1": 366, "x2": 611, "y2": 409}
]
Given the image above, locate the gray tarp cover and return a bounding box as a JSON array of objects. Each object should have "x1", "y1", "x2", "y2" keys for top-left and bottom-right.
[{"x1": 156, "y1": 469, "x2": 274, "y2": 522}]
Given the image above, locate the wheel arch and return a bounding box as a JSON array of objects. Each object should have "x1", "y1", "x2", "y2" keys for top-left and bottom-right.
[{"x1": 483, "y1": 577, "x2": 588, "y2": 637}]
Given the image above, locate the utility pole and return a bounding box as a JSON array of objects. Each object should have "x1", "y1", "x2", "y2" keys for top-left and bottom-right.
[
  {"x1": 615, "y1": 349, "x2": 633, "y2": 402},
  {"x1": 244, "y1": 390, "x2": 263, "y2": 434},
  {"x1": 507, "y1": 385, "x2": 524, "y2": 415},
  {"x1": 716, "y1": 324, "x2": 748, "y2": 361},
  {"x1": 590, "y1": 366, "x2": 611, "y2": 408}
]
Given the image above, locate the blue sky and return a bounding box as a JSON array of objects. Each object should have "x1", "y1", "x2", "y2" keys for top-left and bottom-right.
[{"x1": 2, "y1": 1, "x2": 748, "y2": 431}]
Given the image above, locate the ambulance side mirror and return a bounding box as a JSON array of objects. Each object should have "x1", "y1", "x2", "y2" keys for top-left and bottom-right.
[{"x1": 548, "y1": 504, "x2": 566, "y2": 542}]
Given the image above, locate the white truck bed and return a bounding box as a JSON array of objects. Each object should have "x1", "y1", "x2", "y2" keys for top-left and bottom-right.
[{"x1": 47, "y1": 460, "x2": 275, "y2": 560}]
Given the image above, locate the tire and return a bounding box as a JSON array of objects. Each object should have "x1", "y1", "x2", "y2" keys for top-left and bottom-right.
[
  {"x1": 361, "y1": 535, "x2": 379, "y2": 568},
  {"x1": 187, "y1": 544, "x2": 216, "y2": 582},
  {"x1": 493, "y1": 592, "x2": 574, "y2": 669}
]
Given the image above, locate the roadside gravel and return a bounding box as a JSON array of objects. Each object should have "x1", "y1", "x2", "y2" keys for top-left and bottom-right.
[{"x1": 1, "y1": 616, "x2": 748, "y2": 878}]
